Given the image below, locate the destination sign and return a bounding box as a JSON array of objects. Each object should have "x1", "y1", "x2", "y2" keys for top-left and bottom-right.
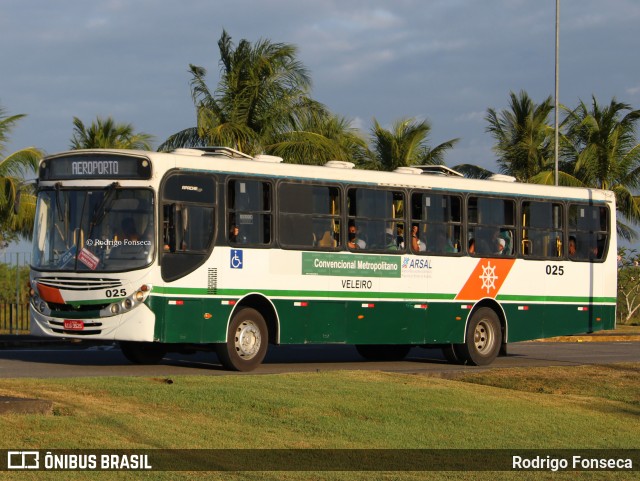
[{"x1": 39, "y1": 154, "x2": 152, "y2": 180}]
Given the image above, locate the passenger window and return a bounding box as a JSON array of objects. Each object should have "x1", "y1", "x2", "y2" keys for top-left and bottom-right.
[
  {"x1": 347, "y1": 188, "x2": 404, "y2": 252},
  {"x1": 568, "y1": 204, "x2": 608, "y2": 261},
  {"x1": 522, "y1": 201, "x2": 563, "y2": 259},
  {"x1": 411, "y1": 192, "x2": 462, "y2": 255},
  {"x1": 278, "y1": 183, "x2": 341, "y2": 249},
  {"x1": 227, "y1": 179, "x2": 271, "y2": 245},
  {"x1": 467, "y1": 196, "x2": 515, "y2": 256}
]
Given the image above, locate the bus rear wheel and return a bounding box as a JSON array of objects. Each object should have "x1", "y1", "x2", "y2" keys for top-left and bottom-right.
[
  {"x1": 454, "y1": 307, "x2": 502, "y2": 366},
  {"x1": 119, "y1": 341, "x2": 167, "y2": 365},
  {"x1": 355, "y1": 344, "x2": 411, "y2": 361},
  {"x1": 216, "y1": 308, "x2": 268, "y2": 372}
]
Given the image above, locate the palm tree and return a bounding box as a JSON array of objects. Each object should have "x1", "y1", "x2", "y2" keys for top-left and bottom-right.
[
  {"x1": 160, "y1": 30, "x2": 325, "y2": 156},
  {"x1": 70, "y1": 116, "x2": 154, "y2": 150},
  {"x1": 562, "y1": 96, "x2": 640, "y2": 240},
  {"x1": 486, "y1": 90, "x2": 555, "y2": 182},
  {"x1": 267, "y1": 113, "x2": 368, "y2": 165},
  {"x1": 364, "y1": 117, "x2": 459, "y2": 171},
  {"x1": 0, "y1": 106, "x2": 42, "y2": 243}
]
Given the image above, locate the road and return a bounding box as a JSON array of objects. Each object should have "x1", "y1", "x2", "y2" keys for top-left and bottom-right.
[{"x1": 0, "y1": 341, "x2": 638, "y2": 378}]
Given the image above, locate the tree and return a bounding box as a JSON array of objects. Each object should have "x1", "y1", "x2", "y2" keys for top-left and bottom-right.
[
  {"x1": 617, "y1": 247, "x2": 640, "y2": 325},
  {"x1": 267, "y1": 113, "x2": 368, "y2": 165},
  {"x1": 0, "y1": 105, "x2": 41, "y2": 245},
  {"x1": 363, "y1": 117, "x2": 459, "y2": 171},
  {"x1": 160, "y1": 30, "x2": 327, "y2": 157},
  {"x1": 561, "y1": 97, "x2": 640, "y2": 240},
  {"x1": 485, "y1": 90, "x2": 555, "y2": 182},
  {"x1": 70, "y1": 116, "x2": 154, "y2": 150}
]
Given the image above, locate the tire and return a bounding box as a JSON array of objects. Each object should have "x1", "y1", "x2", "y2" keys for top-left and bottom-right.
[
  {"x1": 119, "y1": 341, "x2": 167, "y2": 365},
  {"x1": 454, "y1": 308, "x2": 502, "y2": 366},
  {"x1": 355, "y1": 344, "x2": 411, "y2": 361},
  {"x1": 216, "y1": 308, "x2": 268, "y2": 372}
]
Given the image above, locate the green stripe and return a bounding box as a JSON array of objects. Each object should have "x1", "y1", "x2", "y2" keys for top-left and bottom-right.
[{"x1": 152, "y1": 286, "x2": 614, "y2": 304}]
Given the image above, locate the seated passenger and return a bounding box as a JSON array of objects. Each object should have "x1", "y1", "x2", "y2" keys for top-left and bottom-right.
[
  {"x1": 348, "y1": 222, "x2": 366, "y2": 249},
  {"x1": 411, "y1": 224, "x2": 426, "y2": 252}
]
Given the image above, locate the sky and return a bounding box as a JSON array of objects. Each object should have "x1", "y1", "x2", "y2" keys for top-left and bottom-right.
[
  {"x1": 2, "y1": 0, "x2": 640, "y2": 166},
  {"x1": 1, "y1": 0, "x2": 640, "y2": 253}
]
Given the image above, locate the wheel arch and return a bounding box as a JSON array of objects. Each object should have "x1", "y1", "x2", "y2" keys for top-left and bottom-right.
[
  {"x1": 229, "y1": 293, "x2": 280, "y2": 345},
  {"x1": 464, "y1": 298, "x2": 508, "y2": 345}
]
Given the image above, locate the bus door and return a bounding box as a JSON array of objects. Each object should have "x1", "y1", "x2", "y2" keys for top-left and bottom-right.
[{"x1": 159, "y1": 172, "x2": 217, "y2": 343}]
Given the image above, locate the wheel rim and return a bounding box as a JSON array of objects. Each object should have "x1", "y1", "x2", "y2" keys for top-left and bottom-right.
[
  {"x1": 474, "y1": 319, "x2": 495, "y2": 354},
  {"x1": 234, "y1": 320, "x2": 262, "y2": 360}
]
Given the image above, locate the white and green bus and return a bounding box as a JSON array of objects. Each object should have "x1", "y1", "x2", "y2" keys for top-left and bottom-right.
[{"x1": 29, "y1": 147, "x2": 617, "y2": 371}]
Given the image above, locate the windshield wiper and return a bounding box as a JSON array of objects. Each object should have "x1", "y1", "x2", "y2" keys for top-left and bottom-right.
[
  {"x1": 87, "y1": 182, "x2": 119, "y2": 238},
  {"x1": 54, "y1": 183, "x2": 64, "y2": 222}
]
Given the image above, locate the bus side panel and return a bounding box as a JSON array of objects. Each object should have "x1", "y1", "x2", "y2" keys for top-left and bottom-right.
[
  {"x1": 424, "y1": 302, "x2": 465, "y2": 344},
  {"x1": 276, "y1": 299, "x2": 346, "y2": 343},
  {"x1": 544, "y1": 303, "x2": 615, "y2": 337},
  {"x1": 148, "y1": 294, "x2": 230, "y2": 343},
  {"x1": 346, "y1": 300, "x2": 426, "y2": 344},
  {"x1": 500, "y1": 304, "x2": 544, "y2": 342}
]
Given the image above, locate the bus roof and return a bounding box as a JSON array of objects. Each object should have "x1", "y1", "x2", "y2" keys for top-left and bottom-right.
[{"x1": 41, "y1": 148, "x2": 615, "y2": 203}]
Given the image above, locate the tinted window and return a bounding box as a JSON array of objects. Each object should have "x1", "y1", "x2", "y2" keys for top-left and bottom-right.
[
  {"x1": 227, "y1": 179, "x2": 272, "y2": 245},
  {"x1": 522, "y1": 201, "x2": 563, "y2": 258},
  {"x1": 411, "y1": 192, "x2": 462, "y2": 255},
  {"x1": 279, "y1": 183, "x2": 341, "y2": 249},
  {"x1": 347, "y1": 188, "x2": 404, "y2": 252},
  {"x1": 568, "y1": 204, "x2": 609, "y2": 261},
  {"x1": 468, "y1": 196, "x2": 515, "y2": 256}
]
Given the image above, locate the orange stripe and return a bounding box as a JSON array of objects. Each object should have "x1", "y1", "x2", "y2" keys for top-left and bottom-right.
[
  {"x1": 36, "y1": 283, "x2": 64, "y2": 304},
  {"x1": 455, "y1": 258, "x2": 516, "y2": 301}
]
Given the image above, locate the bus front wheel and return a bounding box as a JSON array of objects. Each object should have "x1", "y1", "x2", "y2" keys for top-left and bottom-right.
[
  {"x1": 119, "y1": 341, "x2": 167, "y2": 365},
  {"x1": 216, "y1": 308, "x2": 268, "y2": 371},
  {"x1": 454, "y1": 308, "x2": 502, "y2": 366}
]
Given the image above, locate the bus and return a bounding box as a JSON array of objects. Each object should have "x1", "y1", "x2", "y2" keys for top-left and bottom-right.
[{"x1": 29, "y1": 147, "x2": 617, "y2": 371}]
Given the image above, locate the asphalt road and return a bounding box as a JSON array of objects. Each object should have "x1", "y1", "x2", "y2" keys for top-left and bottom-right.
[{"x1": 0, "y1": 341, "x2": 638, "y2": 378}]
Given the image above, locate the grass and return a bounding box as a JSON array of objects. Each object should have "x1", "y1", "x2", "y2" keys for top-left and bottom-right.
[{"x1": 0, "y1": 364, "x2": 638, "y2": 481}]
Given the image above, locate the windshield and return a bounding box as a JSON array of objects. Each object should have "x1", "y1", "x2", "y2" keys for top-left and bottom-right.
[{"x1": 32, "y1": 187, "x2": 154, "y2": 272}]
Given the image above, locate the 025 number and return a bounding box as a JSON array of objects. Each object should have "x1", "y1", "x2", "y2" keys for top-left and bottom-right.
[
  {"x1": 545, "y1": 265, "x2": 564, "y2": 276},
  {"x1": 105, "y1": 288, "x2": 127, "y2": 298}
]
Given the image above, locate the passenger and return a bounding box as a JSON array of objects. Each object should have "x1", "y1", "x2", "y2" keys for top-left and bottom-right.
[
  {"x1": 229, "y1": 224, "x2": 239, "y2": 243},
  {"x1": 468, "y1": 238, "x2": 476, "y2": 254},
  {"x1": 411, "y1": 224, "x2": 426, "y2": 252},
  {"x1": 385, "y1": 227, "x2": 398, "y2": 250},
  {"x1": 568, "y1": 236, "x2": 577, "y2": 258},
  {"x1": 348, "y1": 222, "x2": 366, "y2": 249},
  {"x1": 396, "y1": 225, "x2": 405, "y2": 249},
  {"x1": 495, "y1": 237, "x2": 506, "y2": 255}
]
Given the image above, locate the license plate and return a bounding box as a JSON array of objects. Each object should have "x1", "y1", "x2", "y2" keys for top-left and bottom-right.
[{"x1": 64, "y1": 320, "x2": 85, "y2": 330}]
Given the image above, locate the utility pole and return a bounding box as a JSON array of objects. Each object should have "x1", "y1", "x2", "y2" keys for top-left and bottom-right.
[{"x1": 554, "y1": 0, "x2": 560, "y2": 186}]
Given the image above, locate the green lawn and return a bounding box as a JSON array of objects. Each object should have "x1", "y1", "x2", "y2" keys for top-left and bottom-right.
[{"x1": 0, "y1": 365, "x2": 638, "y2": 481}]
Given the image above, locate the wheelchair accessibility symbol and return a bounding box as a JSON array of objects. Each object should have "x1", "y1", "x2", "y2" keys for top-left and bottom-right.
[{"x1": 230, "y1": 249, "x2": 243, "y2": 269}]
